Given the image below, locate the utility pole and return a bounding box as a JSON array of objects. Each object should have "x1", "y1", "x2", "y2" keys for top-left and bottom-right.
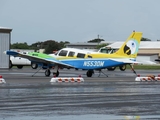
[
  {"x1": 97, "y1": 34, "x2": 102, "y2": 45},
  {"x1": 98, "y1": 34, "x2": 100, "y2": 39}
]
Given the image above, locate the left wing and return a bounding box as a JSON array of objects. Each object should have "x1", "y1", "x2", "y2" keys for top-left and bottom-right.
[{"x1": 4, "y1": 50, "x2": 74, "y2": 68}]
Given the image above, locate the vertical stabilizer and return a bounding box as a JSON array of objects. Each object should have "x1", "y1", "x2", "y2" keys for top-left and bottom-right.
[{"x1": 114, "y1": 31, "x2": 142, "y2": 58}]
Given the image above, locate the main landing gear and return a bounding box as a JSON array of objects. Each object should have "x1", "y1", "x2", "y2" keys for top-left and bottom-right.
[
  {"x1": 53, "y1": 70, "x2": 59, "y2": 77},
  {"x1": 32, "y1": 68, "x2": 60, "y2": 77},
  {"x1": 86, "y1": 70, "x2": 94, "y2": 77},
  {"x1": 44, "y1": 65, "x2": 59, "y2": 77},
  {"x1": 86, "y1": 69, "x2": 108, "y2": 77},
  {"x1": 32, "y1": 65, "x2": 60, "y2": 77},
  {"x1": 44, "y1": 69, "x2": 59, "y2": 77},
  {"x1": 45, "y1": 69, "x2": 51, "y2": 76}
]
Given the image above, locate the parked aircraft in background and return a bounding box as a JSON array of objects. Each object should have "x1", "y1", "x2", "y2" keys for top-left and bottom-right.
[
  {"x1": 4, "y1": 31, "x2": 142, "y2": 77},
  {"x1": 98, "y1": 47, "x2": 126, "y2": 71}
]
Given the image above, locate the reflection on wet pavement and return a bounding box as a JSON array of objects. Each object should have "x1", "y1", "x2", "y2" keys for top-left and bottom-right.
[{"x1": 0, "y1": 81, "x2": 160, "y2": 119}]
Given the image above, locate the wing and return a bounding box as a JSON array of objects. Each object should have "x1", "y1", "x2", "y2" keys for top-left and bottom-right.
[
  {"x1": 4, "y1": 50, "x2": 74, "y2": 68},
  {"x1": 109, "y1": 58, "x2": 141, "y2": 64}
]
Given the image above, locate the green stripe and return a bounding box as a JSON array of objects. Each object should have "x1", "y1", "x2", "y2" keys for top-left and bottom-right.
[{"x1": 28, "y1": 52, "x2": 53, "y2": 58}]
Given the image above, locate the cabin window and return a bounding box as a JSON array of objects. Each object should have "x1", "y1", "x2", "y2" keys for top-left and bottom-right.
[
  {"x1": 77, "y1": 53, "x2": 85, "y2": 58},
  {"x1": 58, "y1": 50, "x2": 68, "y2": 56},
  {"x1": 68, "y1": 51, "x2": 75, "y2": 57}
]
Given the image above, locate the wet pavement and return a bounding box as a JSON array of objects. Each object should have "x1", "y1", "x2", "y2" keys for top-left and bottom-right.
[{"x1": 0, "y1": 68, "x2": 160, "y2": 120}]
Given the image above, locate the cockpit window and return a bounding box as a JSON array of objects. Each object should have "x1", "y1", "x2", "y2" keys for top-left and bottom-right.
[
  {"x1": 68, "y1": 51, "x2": 75, "y2": 57},
  {"x1": 58, "y1": 50, "x2": 68, "y2": 56},
  {"x1": 77, "y1": 53, "x2": 85, "y2": 58}
]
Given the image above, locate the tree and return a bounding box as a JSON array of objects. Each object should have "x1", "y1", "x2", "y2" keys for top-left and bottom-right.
[
  {"x1": 43, "y1": 40, "x2": 60, "y2": 54},
  {"x1": 11, "y1": 42, "x2": 29, "y2": 49},
  {"x1": 10, "y1": 40, "x2": 70, "y2": 53},
  {"x1": 59, "y1": 41, "x2": 70, "y2": 48},
  {"x1": 43, "y1": 40, "x2": 70, "y2": 54},
  {"x1": 88, "y1": 38, "x2": 105, "y2": 43},
  {"x1": 141, "y1": 37, "x2": 151, "y2": 41},
  {"x1": 29, "y1": 42, "x2": 43, "y2": 51}
]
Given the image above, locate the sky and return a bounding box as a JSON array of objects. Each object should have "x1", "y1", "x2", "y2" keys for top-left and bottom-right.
[{"x1": 1, "y1": 0, "x2": 160, "y2": 45}]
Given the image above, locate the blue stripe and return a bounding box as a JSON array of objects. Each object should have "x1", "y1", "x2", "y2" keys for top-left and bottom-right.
[{"x1": 61, "y1": 59, "x2": 124, "y2": 69}]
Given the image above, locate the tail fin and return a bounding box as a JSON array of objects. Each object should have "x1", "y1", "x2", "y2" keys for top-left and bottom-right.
[{"x1": 113, "y1": 31, "x2": 142, "y2": 58}]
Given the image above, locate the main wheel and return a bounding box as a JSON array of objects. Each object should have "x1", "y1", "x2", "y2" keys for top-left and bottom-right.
[
  {"x1": 45, "y1": 69, "x2": 51, "y2": 77},
  {"x1": 119, "y1": 65, "x2": 126, "y2": 71},
  {"x1": 86, "y1": 70, "x2": 94, "y2": 77},
  {"x1": 53, "y1": 70, "x2": 59, "y2": 77},
  {"x1": 31, "y1": 62, "x2": 38, "y2": 69}
]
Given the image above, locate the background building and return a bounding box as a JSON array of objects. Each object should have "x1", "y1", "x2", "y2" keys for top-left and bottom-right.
[
  {"x1": 65, "y1": 42, "x2": 100, "y2": 51},
  {"x1": 0, "y1": 27, "x2": 12, "y2": 69}
]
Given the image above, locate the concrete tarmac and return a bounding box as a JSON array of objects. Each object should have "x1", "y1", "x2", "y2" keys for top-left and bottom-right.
[{"x1": 0, "y1": 68, "x2": 160, "y2": 120}]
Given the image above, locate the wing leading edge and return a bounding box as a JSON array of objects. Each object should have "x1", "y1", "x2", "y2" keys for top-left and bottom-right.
[{"x1": 4, "y1": 50, "x2": 74, "y2": 68}]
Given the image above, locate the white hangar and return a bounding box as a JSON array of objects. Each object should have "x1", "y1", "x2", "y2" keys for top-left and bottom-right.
[{"x1": 0, "y1": 27, "x2": 12, "y2": 69}]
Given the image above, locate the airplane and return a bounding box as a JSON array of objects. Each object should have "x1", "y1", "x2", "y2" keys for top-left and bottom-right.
[{"x1": 4, "y1": 31, "x2": 142, "y2": 77}]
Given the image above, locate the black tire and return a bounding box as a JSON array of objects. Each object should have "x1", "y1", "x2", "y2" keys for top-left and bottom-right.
[
  {"x1": 107, "y1": 67, "x2": 116, "y2": 71},
  {"x1": 45, "y1": 69, "x2": 51, "y2": 77},
  {"x1": 56, "y1": 71, "x2": 59, "y2": 77},
  {"x1": 9, "y1": 60, "x2": 13, "y2": 69},
  {"x1": 17, "y1": 65, "x2": 23, "y2": 69},
  {"x1": 86, "y1": 70, "x2": 93, "y2": 77},
  {"x1": 53, "y1": 70, "x2": 59, "y2": 77},
  {"x1": 31, "y1": 62, "x2": 38, "y2": 69},
  {"x1": 119, "y1": 65, "x2": 126, "y2": 71}
]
